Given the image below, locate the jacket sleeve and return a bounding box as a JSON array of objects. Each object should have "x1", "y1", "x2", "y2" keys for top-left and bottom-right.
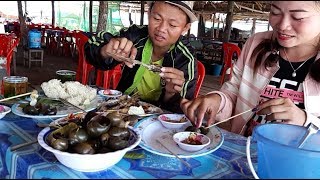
[
  {"x1": 84, "y1": 25, "x2": 148, "y2": 70},
  {"x1": 84, "y1": 31, "x2": 116, "y2": 70},
  {"x1": 214, "y1": 34, "x2": 257, "y2": 121}
]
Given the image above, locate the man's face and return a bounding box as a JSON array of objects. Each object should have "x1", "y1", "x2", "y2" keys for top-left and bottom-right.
[{"x1": 148, "y1": 2, "x2": 191, "y2": 49}]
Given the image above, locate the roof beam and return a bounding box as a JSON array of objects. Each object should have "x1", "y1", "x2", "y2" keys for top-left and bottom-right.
[
  {"x1": 234, "y1": 2, "x2": 269, "y2": 14},
  {"x1": 209, "y1": 2, "x2": 216, "y2": 9},
  {"x1": 255, "y1": 2, "x2": 263, "y2": 10}
]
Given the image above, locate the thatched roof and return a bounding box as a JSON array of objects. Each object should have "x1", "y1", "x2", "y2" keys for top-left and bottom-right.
[
  {"x1": 120, "y1": 1, "x2": 271, "y2": 22},
  {"x1": 193, "y1": 1, "x2": 271, "y2": 21}
]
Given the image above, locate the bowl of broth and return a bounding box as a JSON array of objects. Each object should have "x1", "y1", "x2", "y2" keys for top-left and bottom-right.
[{"x1": 56, "y1": 70, "x2": 76, "y2": 83}]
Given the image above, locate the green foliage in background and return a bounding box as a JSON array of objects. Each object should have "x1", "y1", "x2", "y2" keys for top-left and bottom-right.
[{"x1": 55, "y1": 1, "x2": 124, "y2": 33}]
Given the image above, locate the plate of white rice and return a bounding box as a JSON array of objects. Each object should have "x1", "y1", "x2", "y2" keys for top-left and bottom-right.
[
  {"x1": 11, "y1": 79, "x2": 104, "y2": 120},
  {"x1": 41, "y1": 79, "x2": 97, "y2": 109}
]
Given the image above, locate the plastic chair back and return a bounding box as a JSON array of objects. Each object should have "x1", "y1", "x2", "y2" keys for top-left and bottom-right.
[
  {"x1": 6, "y1": 37, "x2": 20, "y2": 76},
  {"x1": 0, "y1": 34, "x2": 14, "y2": 55},
  {"x1": 74, "y1": 31, "x2": 122, "y2": 89},
  {"x1": 0, "y1": 33, "x2": 19, "y2": 75},
  {"x1": 73, "y1": 31, "x2": 94, "y2": 85},
  {"x1": 194, "y1": 61, "x2": 205, "y2": 98},
  {"x1": 96, "y1": 64, "x2": 123, "y2": 89},
  {"x1": 220, "y1": 42, "x2": 241, "y2": 85}
]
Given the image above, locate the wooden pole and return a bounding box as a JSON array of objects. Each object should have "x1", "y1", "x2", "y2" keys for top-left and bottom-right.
[
  {"x1": 212, "y1": 13, "x2": 216, "y2": 39},
  {"x1": 58, "y1": 1, "x2": 61, "y2": 26},
  {"x1": 129, "y1": 7, "x2": 133, "y2": 25},
  {"x1": 198, "y1": 14, "x2": 205, "y2": 38},
  {"x1": 140, "y1": 1, "x2": 145, "y2": 25},
  {"x1": 51, "y1": 1, "x2": 55, "y2": 27},
  {"x1": 24, "y1": 1, "x2": 27, "y2": 15},
  {"x1": 17, "y1": 1, "x2": 27, "y2": 46},
  {"x1": 222, "y1": 1, "x2": 234, "y2": 42},
  {"x1": 89, "y1": 1, "x2": 93, "y2": 33},
  {"x1": 83, "y1": 1, "x2": 86, "y2": 30},
  {"x1": 251, "y1": 18, "x2": 256, "y2": 35},
  {"x1": 97, "y1": 1, "x2": 107, "y2": 32},
  {"x1": 134, "y1": 10, "x2": 137, "y2": 24},
  {"x1": 222, "y1": 18, "x2": 225, "y2": 30},
  {"x1": 217, "y1": 14, "x2": 220, "y2": 39}
]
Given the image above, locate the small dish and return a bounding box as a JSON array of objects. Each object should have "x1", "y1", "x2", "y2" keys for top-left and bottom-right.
[
  {"x1": 173, "y1": 132, "x2": 211, "y2": 152},
  {"x1": 0, "y1": 105, "x2": 11, "y2": 119},
  {"x1": 98, "y1": 89, "x2": 122, "y2": 99},
  {"x1": 158, "y1": 114, "x2": 189, "y2": 129}
]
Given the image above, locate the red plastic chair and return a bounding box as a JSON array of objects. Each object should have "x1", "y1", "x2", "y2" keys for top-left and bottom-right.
[
  {"x1": 96, "y1": 64, "x2": 123, "y2": 89},
  {"x1": 194, "y1": 61, "x2": 205, "y2": 98},
  {"x1": 73, "y1": 31, "x2": 94, "y2": 85},
  {"x1": 0, "y1": 33, "x2": 19, "y2": 75},
  {"x1": 0, "y1": 34, "x2": 14, "y2": 51},
  {"x1": 6, "y1": 38, "x2": 20, "y2": 76},
  {"x1": 48, "y1": 30, "x2": 58, "y2": 55},
  {"x1": 220, "y1": 42, "x2": 241, "y2": 85},
  {"x1": 57, "y1": 30, "x2": 73, "y2": 57},
  {"x1": 74, "y1": 31, "x2": 122, "y2": 89}
]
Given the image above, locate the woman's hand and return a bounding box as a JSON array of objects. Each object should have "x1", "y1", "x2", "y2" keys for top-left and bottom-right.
[
  {"x1": 256, "y1": 97, "x2": 307, "y2": 126},
  {"x1": 100, "y1": 38, "x2": 137, "y2": 68},
  {"x1": 160, "y1": 67, "x2": 185, "y2": 100},
  {"x1": 180, "y1": 93, "x2": 221, "y2": 128}
]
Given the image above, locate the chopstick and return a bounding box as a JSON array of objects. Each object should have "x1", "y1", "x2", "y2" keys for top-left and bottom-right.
[
  {"x1": 10, "y1": 140, "x2": 38, "y2": 151},
  {"x1": 0, "y1": 92, "x2": 33, "y2": 102},
  {"x1": 58, "y1": 98, "x2": 87, "y2": 113},
  {"x1": 206, "y1": 108, "x2": 254, "y2": 129},
  {"x1": 156, "y1": 139, "x2": 191, "y2": 169}
]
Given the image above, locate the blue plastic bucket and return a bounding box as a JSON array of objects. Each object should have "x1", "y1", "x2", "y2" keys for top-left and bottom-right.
[
  {"x1": 28, "y1": 29, "x2": 41, "y2": 49},
  {"x1": 211, "y1": 64, "x2": 222, "y2": 76},
  {"x1": 247, "y1": 123, "x2": 320, "y2": 178}
]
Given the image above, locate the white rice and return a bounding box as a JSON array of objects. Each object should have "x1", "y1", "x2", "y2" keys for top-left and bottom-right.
[{"x1": 41, "y1": 79, "x2": 97, "y2": 108}]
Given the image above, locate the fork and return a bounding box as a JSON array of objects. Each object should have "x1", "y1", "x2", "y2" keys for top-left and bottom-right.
[{"x1": 106, "y1": 52, "x2": 162, "y2": 73}]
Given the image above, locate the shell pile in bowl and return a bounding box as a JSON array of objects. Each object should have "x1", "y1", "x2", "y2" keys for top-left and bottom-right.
[{"x1": 38, "y1": 111, "x2": 141, "y2": 172}]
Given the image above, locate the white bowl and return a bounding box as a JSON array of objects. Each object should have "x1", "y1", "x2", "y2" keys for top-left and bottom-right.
[
  {"x1": 37, "y1": 126, "x2": 141, "y2": 172},
  {"x1": 158, "y1": 114, "x2": 189, "y2": 129},
  {"x1": 173, "y1": 131, "x2": 211, "y2": 152},
  {"x1": 0, "y1": 105, "x2": 11, "y2": 119}
]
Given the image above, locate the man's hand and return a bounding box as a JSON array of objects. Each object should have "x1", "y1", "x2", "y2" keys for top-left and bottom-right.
[
  {"x1": 160, "y1": 67, "x2": 185, "y2": 93},
  {"x1": 100, "y1": 37, "x2": 137, "y2": 68}
]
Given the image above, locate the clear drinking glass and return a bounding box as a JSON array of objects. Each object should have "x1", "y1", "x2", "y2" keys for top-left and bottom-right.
[{"x1": 3, "y1": 76, "x2": 28, "y2": 98}]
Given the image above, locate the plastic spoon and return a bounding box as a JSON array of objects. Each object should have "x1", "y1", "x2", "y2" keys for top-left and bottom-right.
[{"x1": 297, "y1": 123, "x2": 319, "y2": 148}]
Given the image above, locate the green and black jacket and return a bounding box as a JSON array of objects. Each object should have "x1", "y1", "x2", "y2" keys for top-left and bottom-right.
[{"x1": 84, "y1": 25, "x2": 198, "y2": 113}]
